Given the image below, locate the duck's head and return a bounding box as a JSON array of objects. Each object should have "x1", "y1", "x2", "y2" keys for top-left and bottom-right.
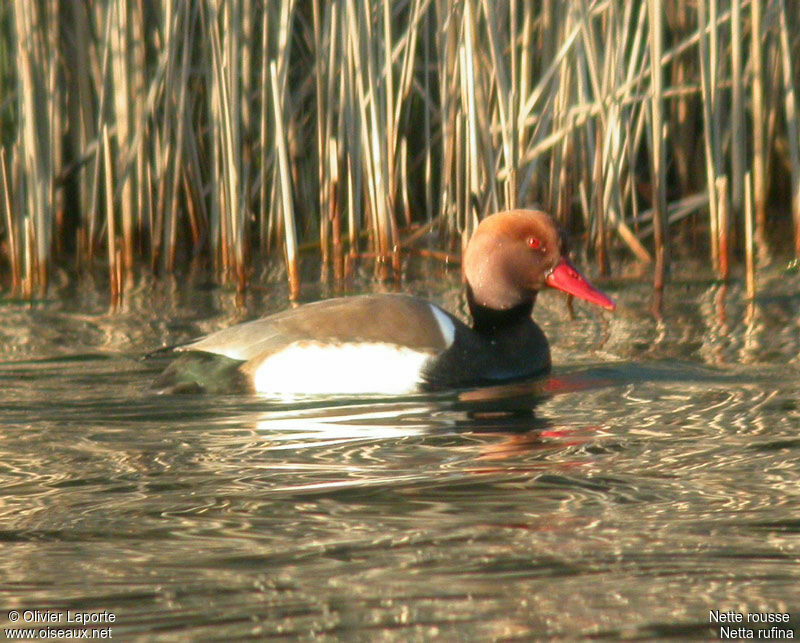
[{"x1": 464, "y1": 209, "x2": 616, "y2": 314}]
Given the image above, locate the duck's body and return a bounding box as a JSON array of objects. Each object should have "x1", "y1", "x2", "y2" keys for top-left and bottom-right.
[
  {"x1": 157, "y1": 293, "x2": 549, "y2": 395},
  {"x1": 154, "y1": 210, "x2": 615, "y2": 396}
]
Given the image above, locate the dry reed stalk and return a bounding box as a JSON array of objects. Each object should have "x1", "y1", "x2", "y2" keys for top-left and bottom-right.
[
  {"x1": 518, "y1": 22, "x2": 580, "y2": 142},
  {"x1": 593, "y1": 127, "x2": 608, "y2": 275},
  {"x1": 47, "y1": 1, "x2": 64, "y2": 261},
  {"x1": 346, "y1": 8, "x2": 377, "y2": 252},
  {"x1": 180, "y1": 170, "x2": 200, "y2": 251},
  {"x1": 381, "y1": 0, "x2": 396, "y2": 219},
  {"x1": 163, "y1": 2, "x2": 192, "y2": 273},
  {"x1": 102, "y1": 125, "x2": 120, "y2": 306},
  {"x1": 209, "y1": 1, "x2": 245, "y2": 287},
  {"x1": 258, "y1": 4, "x2": 271, "y2": 255},
  {"x1": 744, "y1": 171, "x2": 755, "y2": 299},
  {"x1": 636, "y1": 193, "x2": 710, "y2": 239},
  {"x1": 461, "y1": 0, "x2": 482, "y2": 235},
  {"x1": 648, "y1": 0, "x2": 668, "y2": 290},
  {"x1": 423, "y1": 8, "x2": 433, "y2": 222},
  {"x1": 110, "y1": 0, "x2": 135, "y2": 270},
  {"x1": 329, "y1": 139, "x2": 343, "y2": 281},
  {"x1": 708, "y1": 0, "x2": 725, "y2": 267},
  {"x1": 270, "y1": 61, "x2": 300, "y2": 300},
  {"x1": 274, "y1": 0, "x2": 299, "y2": 259},
  {"x1": 597, "y1": 4, "x2": 641, "y2": 271},
  {"x1": 764, "y1": 38, "x2": 782, "y2": 219},
  {"x1": 547, "y1": 23, "x2": 570, "y2": 223},
  {"x1": 518, "y1": 1, "x2": 534, "y2": 146},
  {"x1": 366, "y1": 0, "x2": 397, "y2": 272},
  {"x1": 14, "y1": 1, "x2": 53, "y2": 293},
  {"x1": 730, "y1": 0, "x2": 745, "y2": 215},
  {"x1": 482, "y1": 0, "x2": 515, "y2": 209},
  {"x1": 326, "y1": 5, "x2": 342, "y2": 276},
  {"x1": 346, "y1": 0, "x2": 392, "y2": 275},
  {"x1": 341, "y1": 17, "x2": 362, "y2": 260},
  {"x1": 399, "y1": 137, "x2": 411, "y2": 229},
  {"x1": 130, "y1": 0, "x2": 147, "y2": 261},
  {"x1": 668, "y1": 3, "x2": 691, "y2": 196},
  {"x1": 226, "y1": 0, "x2": 244, "y2": 284},
  {"x1": 749, "y1": 0, "x2": 768, "y2": 257},
  {"x1": 393, "y1": 0, "x2": 425, "y2": 151},
  {"x1": 697, "y1": 0, "x2": 721, "y2": 269},
  {"x1": 312, "y1": 0, "x2": 329, "y2": 270},
  {"x1": 4, "y1": 0, "x2": 800, "y2": 300},
  {"x1": 87, "y1": 3, "x2": 116, "y2": 266},
  {"x1": 716, "y1": 175, "x2": 730, "y2": 280},
  {"x1": 777, "y1": 0, "x2": 800, "y2": 257},
  {"x1": 1, "y1": 149, "x2": 20, "y2": 294},
  {"x1": 709, "y1": 0, "x2": 720, "y2": 139},
  {"x1": 508, "y1": 0, "x2": 519, "y2": 209},
  {"x1": 23, "y1": 216, "x2": 34, "y2": 299},
  {"x1": 346, "y1": 154, "x2": 358, "y2": 260},
  {"x1": 454, "y1": 114, "x2": 465, "y2": 237},
  {"x1": 65, "y1": 2, "x2": 96, "y2": 261},
  {"x1": 240, "y1": 0, "x2": 253, "y2": 140}
]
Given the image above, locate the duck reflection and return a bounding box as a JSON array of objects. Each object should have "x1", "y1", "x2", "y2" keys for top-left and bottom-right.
[{"x1": 233, "y1": 369, "x2": 619, "y2": 476}]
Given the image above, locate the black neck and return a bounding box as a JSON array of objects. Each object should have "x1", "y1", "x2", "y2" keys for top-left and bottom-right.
[{"x1": 466, "y1": 285, "x2": 535, "y2": 333}]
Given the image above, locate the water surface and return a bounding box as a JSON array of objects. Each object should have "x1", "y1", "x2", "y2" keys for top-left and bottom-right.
[{"x1": 1, "y1": 261, "x2": 799, "y2": 639}]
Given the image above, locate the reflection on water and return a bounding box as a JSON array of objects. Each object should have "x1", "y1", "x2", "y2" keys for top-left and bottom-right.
[{"x1": 1, "y1": 261, "x2": 799, "y2": 639}]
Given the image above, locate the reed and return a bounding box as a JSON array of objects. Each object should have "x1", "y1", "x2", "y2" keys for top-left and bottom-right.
[
  {"x1": 270, "y1": 60, "x2": 300, "y2": 300},
  {"x1": 749, "y1": 0, "x2": 767, "y2": 258},
  {"x1": 1, "y1": 0, "x2": 799, "y2": 302},
  {"x1": 777, "y1": 0, "x2": 800, "y2": 258},
  {"x1": 648, "y1": 0, "x2": 668, "y2": 290},
  {"x1": 697, "y1": 0, "x2": 720, "y2": 271},
  {"x1": 730, "y1": 0, "x2": 744, "y2": 217},
  {"x1": 744, "y1": 172, "x2": 755, "y2": 299},
  {"x1": 0, "y1": 148, "x2": 20, "y2": 293},
  {"x1": 716, "y1": 175, "x2": 730, "y2": 280},
  {"x1": 102, "y1": 126, "x2": 120, "y2": 307}
]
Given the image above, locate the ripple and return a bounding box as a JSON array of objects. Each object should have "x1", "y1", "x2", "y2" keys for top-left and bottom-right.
[{"x1": 1, "y1": 270, "x2": 800, "y2": 638}]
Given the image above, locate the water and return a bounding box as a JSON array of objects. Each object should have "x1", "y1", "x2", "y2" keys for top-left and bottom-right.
[{"x1": 1, "y1": 260, "x2": 799, "y2": 640}]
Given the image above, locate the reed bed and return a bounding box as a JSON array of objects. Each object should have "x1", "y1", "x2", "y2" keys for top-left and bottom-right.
[{"x1": 1, "y1": 0, "x2": 799, "y2": 302}]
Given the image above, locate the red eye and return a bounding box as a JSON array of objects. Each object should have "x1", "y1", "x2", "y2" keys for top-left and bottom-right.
[{"x1": 527, "y1": 236, "x2": 541, "y2": 250}]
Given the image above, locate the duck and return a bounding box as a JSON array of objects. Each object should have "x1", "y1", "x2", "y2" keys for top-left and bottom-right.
[{"x1": 153, "y1": 209, "x2": 615, "y2": 396}]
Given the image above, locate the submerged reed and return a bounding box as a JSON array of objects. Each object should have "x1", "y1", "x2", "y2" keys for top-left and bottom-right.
[{"x1": 1, "y1": 1, "x2": 799, "y2": 300}]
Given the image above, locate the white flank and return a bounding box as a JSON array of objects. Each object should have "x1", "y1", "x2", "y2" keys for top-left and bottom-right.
[
  {"x1": 429, "y1": 304, "x2": 456, "y2": 347},
  {"x1": 252, "y1": 341, "x2": 433, "y2": 396}
]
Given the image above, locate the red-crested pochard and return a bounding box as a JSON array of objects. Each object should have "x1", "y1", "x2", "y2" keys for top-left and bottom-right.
[{"x1": 154, "y1": 209, "x2": 615, "y2": 395}]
